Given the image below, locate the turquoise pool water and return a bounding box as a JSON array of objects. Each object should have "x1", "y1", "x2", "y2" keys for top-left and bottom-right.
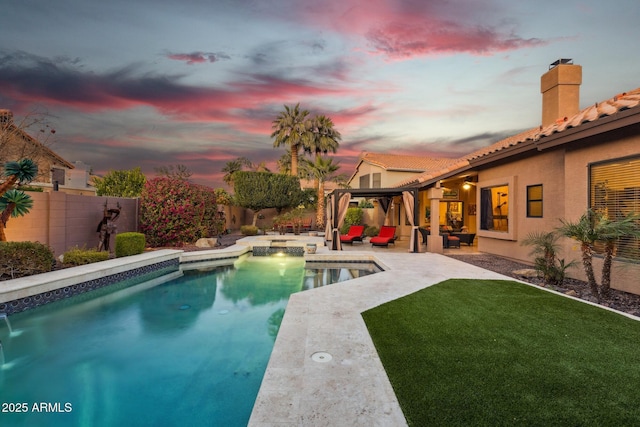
[{"x1": 0, "y1": 255, "x2": 379, "y2": 427}]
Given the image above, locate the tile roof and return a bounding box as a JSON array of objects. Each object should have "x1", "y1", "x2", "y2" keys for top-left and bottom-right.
[
  {"x1": 392, "y1": 86, "x2": 640, "y2": 188},
  {"x1": 536, "y1": 87, "x2": 640, "y2": 137},
  {"x1": 360, "y1": 152, "x2": 458, "y2": 172}
]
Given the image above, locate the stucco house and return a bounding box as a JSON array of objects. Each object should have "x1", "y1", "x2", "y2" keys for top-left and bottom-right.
[
  {"x1": 348, "y1": 152, "x2": 458, "y2": 189},
  {"x1": 0, "y1": 109, "x2": 95, "y2": 195},
  {"x1": 338, "y1": 60, "x2": 640, "y2": 295}
]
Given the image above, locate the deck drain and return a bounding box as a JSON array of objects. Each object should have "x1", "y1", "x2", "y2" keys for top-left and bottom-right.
[{"x1": 311, "y1": 352, "x2": 333, "y2": 363}]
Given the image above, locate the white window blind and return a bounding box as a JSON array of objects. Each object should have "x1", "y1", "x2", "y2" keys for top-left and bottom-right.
[{"x1": 590, "y1": 155, "x2": 640, "y2": 261}]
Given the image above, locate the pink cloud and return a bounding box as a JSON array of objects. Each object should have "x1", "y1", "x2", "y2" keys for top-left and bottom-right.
[
  {"x1": 287, "y1": 0, "x2": 547, "y2": 59},
  {"x1": 166, "y1": 51, "x2": 230, "y2": 65}
]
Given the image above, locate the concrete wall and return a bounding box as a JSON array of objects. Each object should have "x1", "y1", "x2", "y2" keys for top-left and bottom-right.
[{"x1": 5, "y1": 192, "x2": 139, "y2": 257}]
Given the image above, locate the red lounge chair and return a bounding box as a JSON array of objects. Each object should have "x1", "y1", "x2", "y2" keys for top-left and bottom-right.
[
  {"x1": 340, "y1": 225, "x2": 365, "y2": 244},
  {"x1": 370, "y1": 226, "x2": 397, "y2": 247}
]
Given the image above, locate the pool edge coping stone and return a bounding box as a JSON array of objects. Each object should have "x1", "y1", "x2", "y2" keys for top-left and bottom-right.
[{"x1": 0, "y1": 249, "x2": 183, "y2": 305}]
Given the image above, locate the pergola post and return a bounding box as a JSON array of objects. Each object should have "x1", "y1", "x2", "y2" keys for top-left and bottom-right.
[{"x1": 426, "y1": 187, "x2": 444, "y2": 253}]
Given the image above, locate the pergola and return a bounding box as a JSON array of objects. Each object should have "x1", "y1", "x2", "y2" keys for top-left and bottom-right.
[{"x1": 326, "y1": 187, "x2": 421, "y2": 253}]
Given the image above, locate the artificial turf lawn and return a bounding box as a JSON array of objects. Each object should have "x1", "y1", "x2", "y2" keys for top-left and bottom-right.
[{"x1": 362, "y1": 279, "x2": 640, "y2": 426}]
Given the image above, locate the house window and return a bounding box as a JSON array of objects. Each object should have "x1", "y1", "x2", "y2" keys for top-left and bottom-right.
[
  {"x1": 359, "y1": 174, "x2": 370, "y2": 189},
  {"x1": 590, "y1": 155, "x2": 640, "y2": 261},
  {"x1": 372, "y1": 173, "x2": 381, "y2": 188},
  {"x1": 51, "y1": 168, "x2": 66, "y2": 185},
  {"x1": 480, "y1": 185, "x2": 509, "y2": 232},
  {"x1": 527, "y1": 185, "x2": 543, "y2": 217}
]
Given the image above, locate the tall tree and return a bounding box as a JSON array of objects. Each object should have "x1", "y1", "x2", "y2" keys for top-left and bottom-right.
[
  {"x1": 301, "y1": 156, "x2": 340, "y2": 230},
  {"x1": 306, "y1": 115, "x2": 341, "y2": 159},
  {"x1": 0, "y1": 159, "x2": 38, "y2": 241},
  {"x1": 271, "y1": 104, "x2": 312, "y2": 177}
]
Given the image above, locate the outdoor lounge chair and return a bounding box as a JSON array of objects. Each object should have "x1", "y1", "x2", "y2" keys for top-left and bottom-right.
[
  {"x1": 370, "y1": 225, "x2": 397, "y2": 247},
  {"x1": 340, "y1": 225, "x2": 365, "y2": 244}
]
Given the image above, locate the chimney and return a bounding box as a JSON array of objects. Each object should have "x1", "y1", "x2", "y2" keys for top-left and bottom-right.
[
  {"x1": 540, "y1": 59, "x2": 582, "y2": 127},
  {"x1": 0, "y1": 109, "x2": 13, "y2": 127}
]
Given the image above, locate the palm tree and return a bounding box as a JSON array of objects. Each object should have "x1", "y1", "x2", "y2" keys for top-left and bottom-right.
[
  {"x1": 596, "y1": 213, "x2": 640, "y2": 296},
  {"x1": 301, "y1": 156, "x2": 340, "y2": 230},
  {"x1": 277, "y1": 150, "x2": 292, "y2": 175},
  {"x1": 558, "y1": 210, "x2": 601, "y2": 300},
  {"x1": 0, "y1": 159, "x2": 38, "y2": 196},
  {"x1": 521, "y1": 231, "x2": 575, "y2": 287},
  {"x1": 305, "y1": 115, "x2": 341, "y2": 159},
  {"x1": 558, "y1": 209, "x2": 640, "y2": 300},
  {"x1": 0, "y1": 158, "x2": 38, "y2": 241},
  {"x1": 271, "y1": 104, "x2": 312, "y2": 176},
  {"x1": 222, "y1": 157, "x2": 252, "y2": 187},
  {"x1": 0, "y1": 189, "x2": 34, "y2": 241}
]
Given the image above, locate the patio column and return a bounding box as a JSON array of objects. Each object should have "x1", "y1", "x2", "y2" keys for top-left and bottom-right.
[{"x1": 426, "y1": 187, "x2": 443, "y2": 254}]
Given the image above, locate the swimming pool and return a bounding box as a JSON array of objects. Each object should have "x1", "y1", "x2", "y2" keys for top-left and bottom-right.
[{"x1": 0, "y1": 254, "x2": 380, "y2": 427}]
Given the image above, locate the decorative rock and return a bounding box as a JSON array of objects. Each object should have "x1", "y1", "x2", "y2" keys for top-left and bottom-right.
[
  {"x1": 565, "y1": 290, "x2": 578, "y2": 297},
  {"x1": 195, "y1": 238, "x2": 218, "y2": 248},
  {"x1": 513, "y1": 268, "x2": 539, "y2": 278}
]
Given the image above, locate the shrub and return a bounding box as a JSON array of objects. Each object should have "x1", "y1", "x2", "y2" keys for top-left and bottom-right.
[
  {"x1": 115, "y1": 232, "x2": 146, "y2": 257},
  {"x1": 240, "y1": 225, "x2": 258, "y2": 236},
  {"x1": 344, "y1": 207, "x2": 364, "y2": 226},
  {"x1": 521, "y1": 231, "x2": 576, "y2": 287},
  {"x1": 139, "y1": 178, "x2": 224, "y2": 247},
  {"x1": 63, "y1": 247, "x2": 110, "y2": 267},
  {"x1": 0, "y1": 241, "x2": 55, "y2": 280},
  {"x1": 340, "y1": 207, "x2": 364, "y2": 234},
  {"x1": 365, "y1": 226, "x2": 379, "y2": 237}
]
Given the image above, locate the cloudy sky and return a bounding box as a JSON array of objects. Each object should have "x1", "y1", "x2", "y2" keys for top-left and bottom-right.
[{"x1": 2, "y1": 0, "x2": 638, "y2": 188}]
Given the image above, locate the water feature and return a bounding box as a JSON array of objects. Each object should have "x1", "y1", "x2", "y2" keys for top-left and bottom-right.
[
  {"x1": 0, "y1": 254, "x2": 380, "y2": 427},
  {"x1": 1, "y1": 313, "x2": 12, "y2": 334}
]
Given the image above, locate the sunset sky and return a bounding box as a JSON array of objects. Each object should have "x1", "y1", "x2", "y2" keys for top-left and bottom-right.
[{"x1": 2, "y1": 0, "x2": 638, "y2": 189}]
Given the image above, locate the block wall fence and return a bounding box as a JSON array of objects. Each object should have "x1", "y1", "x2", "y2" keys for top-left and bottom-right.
[{"x1": 5, "y1": 192, "x2": 139, "y2": 257}]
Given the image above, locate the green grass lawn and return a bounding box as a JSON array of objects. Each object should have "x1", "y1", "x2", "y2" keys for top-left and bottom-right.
[{"x1": 362, "y1": 279, "x2": 640, "y2": 426}]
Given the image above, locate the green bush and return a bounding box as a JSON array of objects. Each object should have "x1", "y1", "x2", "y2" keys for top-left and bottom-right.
[
  {"x1": 63, "y1": 247, "x2": 110, "y2": 267},
  {"x1": 0, "y1": 241, "x2": 55, "y2": 280},
  {"x1": 115, "y1": 232, "x2": 146, "y2": 257},
  {"x1": 240, "y1": 225, "x2": 258, "y2": 236},
  {"x1": 365, "y1": 226, "x2": 379, "y2": 237},
  {"x1": 340, "y1": 207, "x2": 364, "y2": 234}
]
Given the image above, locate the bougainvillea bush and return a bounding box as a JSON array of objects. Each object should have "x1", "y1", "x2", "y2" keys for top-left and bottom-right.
[{"x1": 139, "y1": 178, "x2": 224, "y2": 247}]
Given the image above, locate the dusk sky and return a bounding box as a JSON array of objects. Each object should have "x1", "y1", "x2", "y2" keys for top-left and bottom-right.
[{"x1": 2, "y1": 0, "x2": 639, "y2": 189}]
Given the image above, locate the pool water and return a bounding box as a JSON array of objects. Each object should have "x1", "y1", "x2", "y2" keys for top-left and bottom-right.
[{"x1": 0, "y1": 255, "x2": 379, "y2": 427}]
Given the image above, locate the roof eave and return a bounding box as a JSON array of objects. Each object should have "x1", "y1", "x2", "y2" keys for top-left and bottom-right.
[
  {"x1": 468, "y1": 139, "x2": 537, "y2": 168},
  {"x1": 535, "y1": 107, "x2": 640, "y2": 151}
]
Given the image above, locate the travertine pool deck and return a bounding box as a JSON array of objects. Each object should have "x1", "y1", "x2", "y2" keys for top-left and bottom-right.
[{"x1": 248, "y1": 241, "x2": 516, "y2": 426}]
